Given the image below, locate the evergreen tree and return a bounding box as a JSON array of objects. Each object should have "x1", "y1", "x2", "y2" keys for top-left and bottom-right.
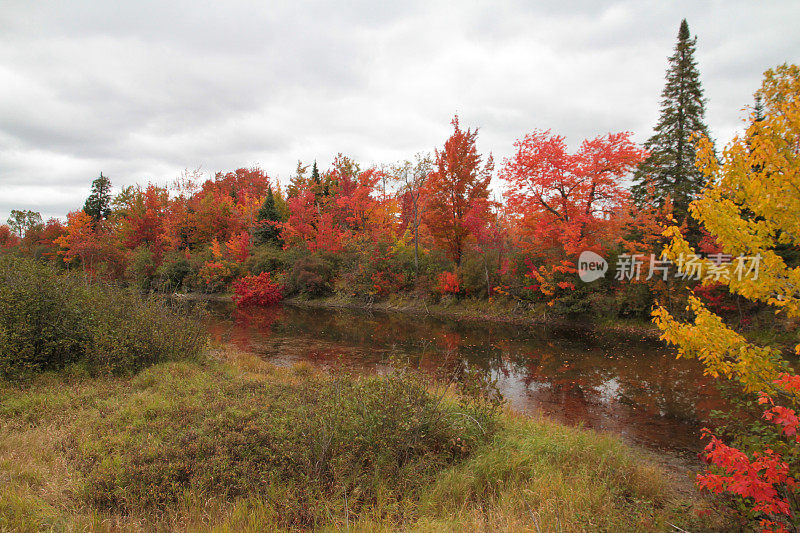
[
  {"x1": 310, "y1": 161, "x2": 320, "y2": 187},
  {"x1": 632, "y1": 19, "x2": 711, "y2": 222},
  {"x1": 83, "y1": 172, "x2": 112, "y2": 224},
  {"x1": 253, "y1": 186, "x2": 282, "y2": 245},
  {"x1": 754, "y1": 93, "x2": 765, "y2": 122},
  {"x1": 310, "y1": 160, "x2": 327, "y2": 202}
]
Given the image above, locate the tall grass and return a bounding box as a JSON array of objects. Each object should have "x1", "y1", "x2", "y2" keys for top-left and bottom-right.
[
  {"x1": 0, "y1": 254, "x2": 206, "y2": 378},
  {"x1": 0, "y1": 348, "x2": 730, "y2": 531}
]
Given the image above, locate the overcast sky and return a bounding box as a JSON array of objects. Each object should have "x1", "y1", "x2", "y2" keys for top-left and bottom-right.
[{"x1": 1, "y1": 1, "x2": 797, "y2": 221}]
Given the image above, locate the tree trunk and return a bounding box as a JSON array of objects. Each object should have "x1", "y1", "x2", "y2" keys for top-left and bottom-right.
[
  {"x1": 413, "y1": 225, "x2": 419, "y2": 274},
  {"x1": 484, "y1": 256, "x2": 491, "y2": 298}
]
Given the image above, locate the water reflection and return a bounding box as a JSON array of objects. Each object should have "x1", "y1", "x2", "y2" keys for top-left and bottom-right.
[{"x1": 204, "y1": 302, "x2": 722, "y2": 452}]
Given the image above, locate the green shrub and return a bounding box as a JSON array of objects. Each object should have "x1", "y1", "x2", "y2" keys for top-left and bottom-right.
[
  {"x1": 245, "y1": 244, "x2": 286, "y2": 275},
  {"x1": 154, "y1": 250, "x2": 191, "y2": 292},
  {"x1": 69, "y1": 364, "x2": 498, "y2": 525},
  {"x1": 548, "y1": 284, "x2": 595, "y2": 317},
  {"x1": 461, "y1": 252, "x2": 492, "y2": 297},
  {"x1": 416, "y1": 248, "x2": 452, "y2": 281},
  {"x1": 0, "y1": 255, "x2": 206, "y2": 378},
  {"x1": 0, "y1": 255, "x2": 91, "y2": 376},
  {"x1": 84, "y1": 289, "x2": 206, "y2": 374},
  {"x1": 287, "y1": 252, "x2": 335, "y2": 296},
  {"x1": 124, "y1": 244, "x2": 157, "y2": 292},
  {"x1": 613, "y1": 281, "x2": 655, "y2": 319}
]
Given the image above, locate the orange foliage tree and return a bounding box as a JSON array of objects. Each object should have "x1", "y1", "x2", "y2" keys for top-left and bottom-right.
[
  {"x1": 55, "y1": 211, "x2": 107, "y2": 273},
  {"x1": 424, "y1": 116, "x2": 493, "y2": 267}
]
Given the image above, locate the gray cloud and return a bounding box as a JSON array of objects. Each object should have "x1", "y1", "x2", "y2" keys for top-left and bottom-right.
[{"x1": 0, "y1": 0, "x2": 797, "y2": 220}]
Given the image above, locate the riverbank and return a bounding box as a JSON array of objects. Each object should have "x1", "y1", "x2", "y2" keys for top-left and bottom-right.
[
  {"x1": 177, "y1": 291, "x2": 662, "y2": 340},
  {"x1": 0, "y1": 345, "x2": 729, "y2": 531},
  {"x1": 187, "y1": 290, "x2": 797, "y2": 351},
  {"x1": 284, "y1": 293, "x2": 662, "y2": 340}
]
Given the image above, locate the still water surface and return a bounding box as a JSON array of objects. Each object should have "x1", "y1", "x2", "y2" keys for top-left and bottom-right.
[{"x1": 205, "y1": 302, "x2": 723, "y2": 453}]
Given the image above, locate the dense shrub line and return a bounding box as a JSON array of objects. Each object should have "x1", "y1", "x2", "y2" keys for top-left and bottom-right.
[{"x1": 0, "y1": 255, "x2": 206, "y2": 378}]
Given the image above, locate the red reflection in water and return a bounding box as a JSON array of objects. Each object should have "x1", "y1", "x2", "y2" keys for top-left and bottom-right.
[{"x1": 207, "y1": 306, "x2": 286, "y2": 352}]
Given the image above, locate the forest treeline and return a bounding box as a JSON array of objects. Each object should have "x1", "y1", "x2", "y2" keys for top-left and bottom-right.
[{"x1": 0, "y1": 20, "x2": 755, "y2": 323}]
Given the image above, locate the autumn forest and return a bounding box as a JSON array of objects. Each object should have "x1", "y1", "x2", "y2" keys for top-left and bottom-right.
[{"x1": 2, "y1": 13, "x2": 800, "y2": 533}]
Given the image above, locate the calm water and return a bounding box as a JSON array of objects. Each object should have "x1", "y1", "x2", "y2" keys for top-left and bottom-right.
[{"x1": 204, "y1": 302, "x2": 723, "y2": 453}]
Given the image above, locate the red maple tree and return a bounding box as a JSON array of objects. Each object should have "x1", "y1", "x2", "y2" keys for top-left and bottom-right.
[{"x1": 501, "y1": 130, "x2": 646, "y2": 295}]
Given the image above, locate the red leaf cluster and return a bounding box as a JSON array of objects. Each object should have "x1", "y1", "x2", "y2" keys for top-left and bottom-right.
[
  {"x1": 695, "y1": 282, "x2": 738, "y2": 313},
  {"x1": 698, "y1": 373, "x2": 800, "y2": 531},
  {"x1": 437, "y1": 271, "x2": 461, "y2": 294},
  {"x1": 500, "y1": 130, "x2": 646, "y2": 295},
  {"x1": 698, "y1": 432, "x2": 794, "y2": 517},
  {"x1": 0, "y1": 225, "x2": 20, "y2": 249},
  {"x1": 225, "y1": 232, "x2": 251, "y2": 263},
  {"x1": 232, "y1": 272, "x2": 283, "y2": 307}
]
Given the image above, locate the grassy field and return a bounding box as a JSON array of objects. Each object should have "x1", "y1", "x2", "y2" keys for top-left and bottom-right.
[{"x1": 0, "y1": 346, "x2": 731, "y2": 532}]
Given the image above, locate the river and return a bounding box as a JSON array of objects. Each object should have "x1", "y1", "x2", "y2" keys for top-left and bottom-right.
[{"x1": 204, "y1": 301, "x2": 723, "y2": 453}]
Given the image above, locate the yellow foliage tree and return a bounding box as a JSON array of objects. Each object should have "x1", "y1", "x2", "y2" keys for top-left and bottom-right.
[{"x1": 653, "y1": 64, "x2": 800, "y2": 392}]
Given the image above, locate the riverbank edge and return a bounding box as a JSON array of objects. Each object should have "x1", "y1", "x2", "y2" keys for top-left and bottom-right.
[
  {"x1": 176, "y1": 291, "x2": 662, "y2": 339},
  {"x1": 181, "y1": 292, "x2": 799, "y2": 352},
  {"x1": 289, "y1": 294, "x2": 661, "y2": 337}
]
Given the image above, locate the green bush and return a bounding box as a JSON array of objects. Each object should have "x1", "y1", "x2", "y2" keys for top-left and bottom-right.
[
  {"x1": 549, "y1": 284, "x2": 595, "y2": 317},
  {"x1": 245, "y1": 243, "x2": 286, "y2": 275},
  {"x1": 0, "y1": 256, "x2": 91, "y2": 376},
  {"x1": 125, "y1": 244, "x2": 158, "y2": 292},
  {"x1": 287, "y1": 252, "x2": 335, "y2": 296},
  {"x1": 0, "y1": 255, "x2": 206, "y2": 378},
  {"x1": 613, "y1": 281, "x2": 655, "y2": 319},
  {"x1": 154, "y1": 250, "x2": 191, "y2": 292},
  {"x1": 70, "y1": 364, "x2": 498, "y2": 525},
  {"x1": 461, "y1": 252, "x2": 493, "y2": 297}
]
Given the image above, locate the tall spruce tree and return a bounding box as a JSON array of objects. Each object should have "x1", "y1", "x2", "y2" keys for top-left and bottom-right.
[
  {"x1": 254, "y1": 186, "x2": 282, "y2": 245},
  {"x1": 632, "y1": 19, "x2": 711, "y2": 222},
  {"x1": 310, "y1": 161, "x2": 320, "y2": 187},
  {"x1": 83, "y1": 172, "x2": 112, "y2": 225},
  {"x1": 310, "y1": 160, "x2": 328, "y2": 202}
]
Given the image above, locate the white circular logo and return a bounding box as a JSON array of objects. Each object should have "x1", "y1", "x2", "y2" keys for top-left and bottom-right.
[{"x1": 577, "y1": 251, "x2": 608, "y2": 283}]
